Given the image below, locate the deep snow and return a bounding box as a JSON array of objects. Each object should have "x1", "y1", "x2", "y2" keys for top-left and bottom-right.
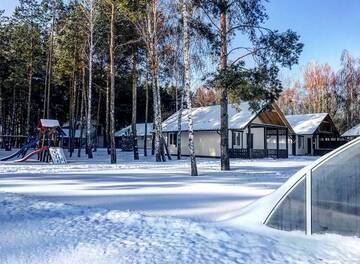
[
  {"x1": 0, "y1": 149, "x2": 359, "y2": 263},
  {"x1": 0, "y1": 149, "x2": 313, "y2": 221}
]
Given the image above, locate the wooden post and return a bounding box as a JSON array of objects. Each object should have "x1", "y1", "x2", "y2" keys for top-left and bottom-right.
[
  {"x1": 276, "y1": 128, "x2": 279, "y2": 159},
  {"x1": 264, "y1": 127, "x2": 267, "y2": 157},
  {"x1": 285, "y1": 128, "x2": 289, "y2": 158},
  {"x1": 247, "y1": 126, "x2": 252, "y2": 159}
]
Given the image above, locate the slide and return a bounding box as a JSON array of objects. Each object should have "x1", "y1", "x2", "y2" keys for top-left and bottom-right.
[
  {"x1": 0, "y1": 138, "x2": 38, "y2": 161},
  {"x1": 15, "y1": 146, "x2": 49, "y2": 163}
]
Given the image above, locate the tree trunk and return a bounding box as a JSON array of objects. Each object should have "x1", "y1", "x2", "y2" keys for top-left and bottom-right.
[
  {"x1": 149, "y1": 0, "x2": 164, "y2": 162},
  {"x1": 105, "y1": 64, "x2": 110, "y2": 154},
  {"x1": 43, "y1": 51, "x2": 49, "y2": 118},
  {"x1": 46, "y1": 14, "x2": 55, "y2": 119},
  {"x1": 78, "y1": 67, "x2": 86, "y2": 157},
  {"x1": 69, "y1": 49, "x2": 77, "y2": 157},
  {"x1": 86, "y1": 0, "x2": 94, "y2": 159},
  {"x1": 109, "y1": 3, "x2": 116, "y2": 164},
  {"x1": 132, "y1": 53, "x2": 139, "y2": 160},
  {"x1": 26, "y1": 62, "x2": 33, "y2": 136},
  {"x1": 176, "y1": 87, "x2": 183, "y2": 160},
  {"x1": 183, "y1": 0, "x2": 198, "y2": 176},
  {"x1": 144, "y1": 62, "x2": 149, "y2": 156},
  {"x1": 95, "y1": 87, "x2": 101, "y2": 151},
  {"x1": 219, "y1": 1, "x2": 230, "y2": 171},
  {"x1": 26, "y1": 31, "x2": 34, "y2": 136}
]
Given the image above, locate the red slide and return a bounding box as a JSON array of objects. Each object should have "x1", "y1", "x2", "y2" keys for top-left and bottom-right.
[{"x1": 15, "y1": 146, "x2": 49, "y2": 162}]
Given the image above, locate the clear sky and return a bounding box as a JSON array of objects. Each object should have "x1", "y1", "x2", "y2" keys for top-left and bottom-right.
[{"x1": 2, "y1": 0, "x2": 360, "y2": 81}]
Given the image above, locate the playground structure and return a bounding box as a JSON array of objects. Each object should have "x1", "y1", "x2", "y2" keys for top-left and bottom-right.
[{"x1": 0, "y1": 119, "x2": 66, "y2": 163}]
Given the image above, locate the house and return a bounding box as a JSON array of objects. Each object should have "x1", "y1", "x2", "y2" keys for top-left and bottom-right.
[
  {"x1": 61, "y1": 120, "x2": 99, "y2": 148},
  {"x1": 115, "y1": 123, "x2": 153, "y2": 150},
  {"x1": 342, "y1": 123, "x2": 360, "y2": 140},
  {"x1": 162, "y1": 102, "x2": 294, "y2": 159},
  {"x1": 286, "y1": 113, "x2": 345, "y2": 156}
]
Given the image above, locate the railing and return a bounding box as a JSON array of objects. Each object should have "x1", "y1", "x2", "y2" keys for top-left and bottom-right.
[{"x1": 230, "y1": 148, "x2": 288, "y2": 159}]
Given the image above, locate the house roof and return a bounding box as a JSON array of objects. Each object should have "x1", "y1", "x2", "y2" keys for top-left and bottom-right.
[
  {"x1": 285, "y1": 113, "x2": 328, "y2": 135},
  {"x1": 162, "y1": 102, "x2": 264, "y2": 132},
  {"x1": 38, "y1": 119, "x2": 60, "y2": 128},
  {"x1": 62, "y1": 128, "x2": 86, "y2": 138},
  {"x1": 115, "y1": 123, "x2": 153, "y2": 137},
  {"x1": 342, "y1": 123, "x2": 360, "y2": 137}
]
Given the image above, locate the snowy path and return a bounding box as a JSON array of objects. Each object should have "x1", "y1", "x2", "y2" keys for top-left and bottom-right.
[{"x1": 0, "y1": 149, "x2": 313, "y2": 221}]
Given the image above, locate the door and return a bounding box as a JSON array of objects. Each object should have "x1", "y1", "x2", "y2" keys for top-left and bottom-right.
[{"x1": 307, "y1": 138, "x2": 312, "y2": 155}]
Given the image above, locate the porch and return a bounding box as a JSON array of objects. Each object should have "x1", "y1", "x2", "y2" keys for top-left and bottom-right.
[{"x1": 229, "y1": 124, "x2": 289, "y2": 159}]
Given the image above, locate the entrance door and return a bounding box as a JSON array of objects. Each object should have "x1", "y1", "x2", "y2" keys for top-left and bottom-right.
[{"x1": 307, "y1": 138, "x2": 312, "y2": 155}]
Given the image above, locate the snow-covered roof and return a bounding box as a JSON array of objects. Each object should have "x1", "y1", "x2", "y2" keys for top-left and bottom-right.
[
  {"x1": 162, "y1": 102, "x2": 260, "y2": 132},
  {"x1": 115, "y1": 123, "x2": 153, "y2": 137},
  {"x1": 342, "y1": 123, "x2": 360, "y2": 137},
  {"x1": 39, "y1": 119, "x2": 60, "y2": 128},
  {"x1": 62, "y1": 128, "x2": 86, "y2": 138},
  {"x1": 285, "y1": 113, "x2": 328, "y2": 135}
]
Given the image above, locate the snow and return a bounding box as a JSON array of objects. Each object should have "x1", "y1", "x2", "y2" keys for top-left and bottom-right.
[
  {"x1": 342, "y1": 123, "x2": 360, "y2": 137},
  {"x1": 286, "y1": 113, "x2": 328, "y2": 135},
  {"x1": 0, "y1": 149, "x2": 312, "y2": 220},
  {"x1": 162, "y1": 102, "x2": 259, "y2": 132},
  {"x1": 0, "y1": 149, "x2": 360, "y2": 263},
  {"x1": 39, "y1": 119, "x2": 60, "y2": 128},
  {"x1": 115, "y1": 123, "x2": 153, "y2": 137}
]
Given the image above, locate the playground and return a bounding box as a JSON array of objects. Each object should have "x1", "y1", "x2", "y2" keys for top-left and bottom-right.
[{"x1": 0, "y1": 119, "x2": 67, "y2": 164}]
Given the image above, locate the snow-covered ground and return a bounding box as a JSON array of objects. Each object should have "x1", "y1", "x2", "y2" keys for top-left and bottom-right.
[
  {"x1": 0, "y1": 149, "x2": 359, "y2": 263},
  {"x1": 0, "y1": 149, "x2": 312, "y2": 221}
]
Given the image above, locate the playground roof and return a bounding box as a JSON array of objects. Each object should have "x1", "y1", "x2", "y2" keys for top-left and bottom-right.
[{"x1": 38, "y1": 119, "x2": 60, "y2": 128}]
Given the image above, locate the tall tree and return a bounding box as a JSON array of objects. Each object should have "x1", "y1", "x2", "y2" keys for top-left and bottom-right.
[
  {"x1": 131, "y1": 53, "x2": 139, "y2": 160},
  {"x1": 198, "y1": 0, "x2": 303, "y2": 170},
  {"x1": 82, "y1": 0, "x2": 97, "y2": 158},
  {"x1": 182, "y1": 0, "x2": 198, "y2": 176}
]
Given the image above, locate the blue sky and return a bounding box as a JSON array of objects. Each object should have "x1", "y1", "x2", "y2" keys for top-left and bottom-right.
[{"x1": 2, "y1": 0, "x2": 360, "y2": 81}]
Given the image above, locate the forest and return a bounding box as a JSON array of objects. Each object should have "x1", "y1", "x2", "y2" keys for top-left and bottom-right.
[
  {"x1": 0, "y1": 0, "x2": 306, "y2": 171},
  {"x1": 278, "y1": 50, "x2": 360, "y2": 133}
]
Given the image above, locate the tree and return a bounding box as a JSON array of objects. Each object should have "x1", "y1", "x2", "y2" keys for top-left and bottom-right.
[
  {"x1": 131, "y1": 53, "x2": 139, "y2": 160},
  {"x1": 182, "y1": 0, "x2": 198, "y2": 176},
  {"x1": 338, "y1": 50, "x2": 360, "y2": 131},
  {"x1": 81, "y1": 0, "x2": 98, "y2": 159},
  {"x1": 197, "y1": 0, "x2": 303, "y2": 170}
]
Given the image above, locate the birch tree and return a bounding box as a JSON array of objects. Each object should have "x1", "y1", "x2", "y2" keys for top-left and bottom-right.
[
  {"x1": 182, "y1": 0, "x2": 197, "y2": 176},
  {"x1": 82, "y1": 0, "x2": 97, "y2": 159},
  {"x1": 131, "y1": 53, "x2": 139, "y2": 160}
]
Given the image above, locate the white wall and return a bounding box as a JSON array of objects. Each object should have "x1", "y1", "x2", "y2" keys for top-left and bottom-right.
[
  {"x1": 166, "y1": 131, "x2": 221, "y2": 157},
  {"x1": 295, "y1": 135, "x2": 313, "y2": 155}
]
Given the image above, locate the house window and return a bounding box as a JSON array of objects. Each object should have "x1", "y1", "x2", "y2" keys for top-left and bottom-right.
[
  {"x1": 298, "y1": 136, "x2": 304, "y2": 149},
  {"x1": 233, "y1": 131, "x2": 243, "y2": 148},
  {"x1": 169, "y1": 133, "x2": 177, "y2": 145}
]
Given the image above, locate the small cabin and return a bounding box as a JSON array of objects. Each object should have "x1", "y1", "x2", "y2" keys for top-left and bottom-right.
[
  {"x1": 286, "y1": 113, "x2": 345, "y2": 156},
  {"x1": 162, "y1": 102, "x2": 294, "y2": 159},
  {"x1": 342, "y1": 123, "x2": 360, "y2": 140},
  {"x1": 115, "y1": 123, "x2": 153, "y2": 150}
]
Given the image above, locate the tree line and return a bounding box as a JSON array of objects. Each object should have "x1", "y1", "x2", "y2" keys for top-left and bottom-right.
[
  {"x1": 0, "y1": 0, "x2": 303, "y2": 173},
  {"x1": 278, "y1": 50, "x2": 360, "y2": 134}
]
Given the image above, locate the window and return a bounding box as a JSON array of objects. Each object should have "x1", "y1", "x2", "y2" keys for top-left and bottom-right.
[
  {"x1": 233, "y1": 131, "x2": 243, "y2": 147},
  {"x1": 311, "y1": 141, "x2": 360, "y2": 236},
  {"x1": 298, "y1": 136, "x2": 304, "y2": 149},
  {"x1": 169, "y1": 133, "x2": 177, "y2": 146},
  {"x1": 266, "y1": 177, "x2": 306, "y2": 231}
]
